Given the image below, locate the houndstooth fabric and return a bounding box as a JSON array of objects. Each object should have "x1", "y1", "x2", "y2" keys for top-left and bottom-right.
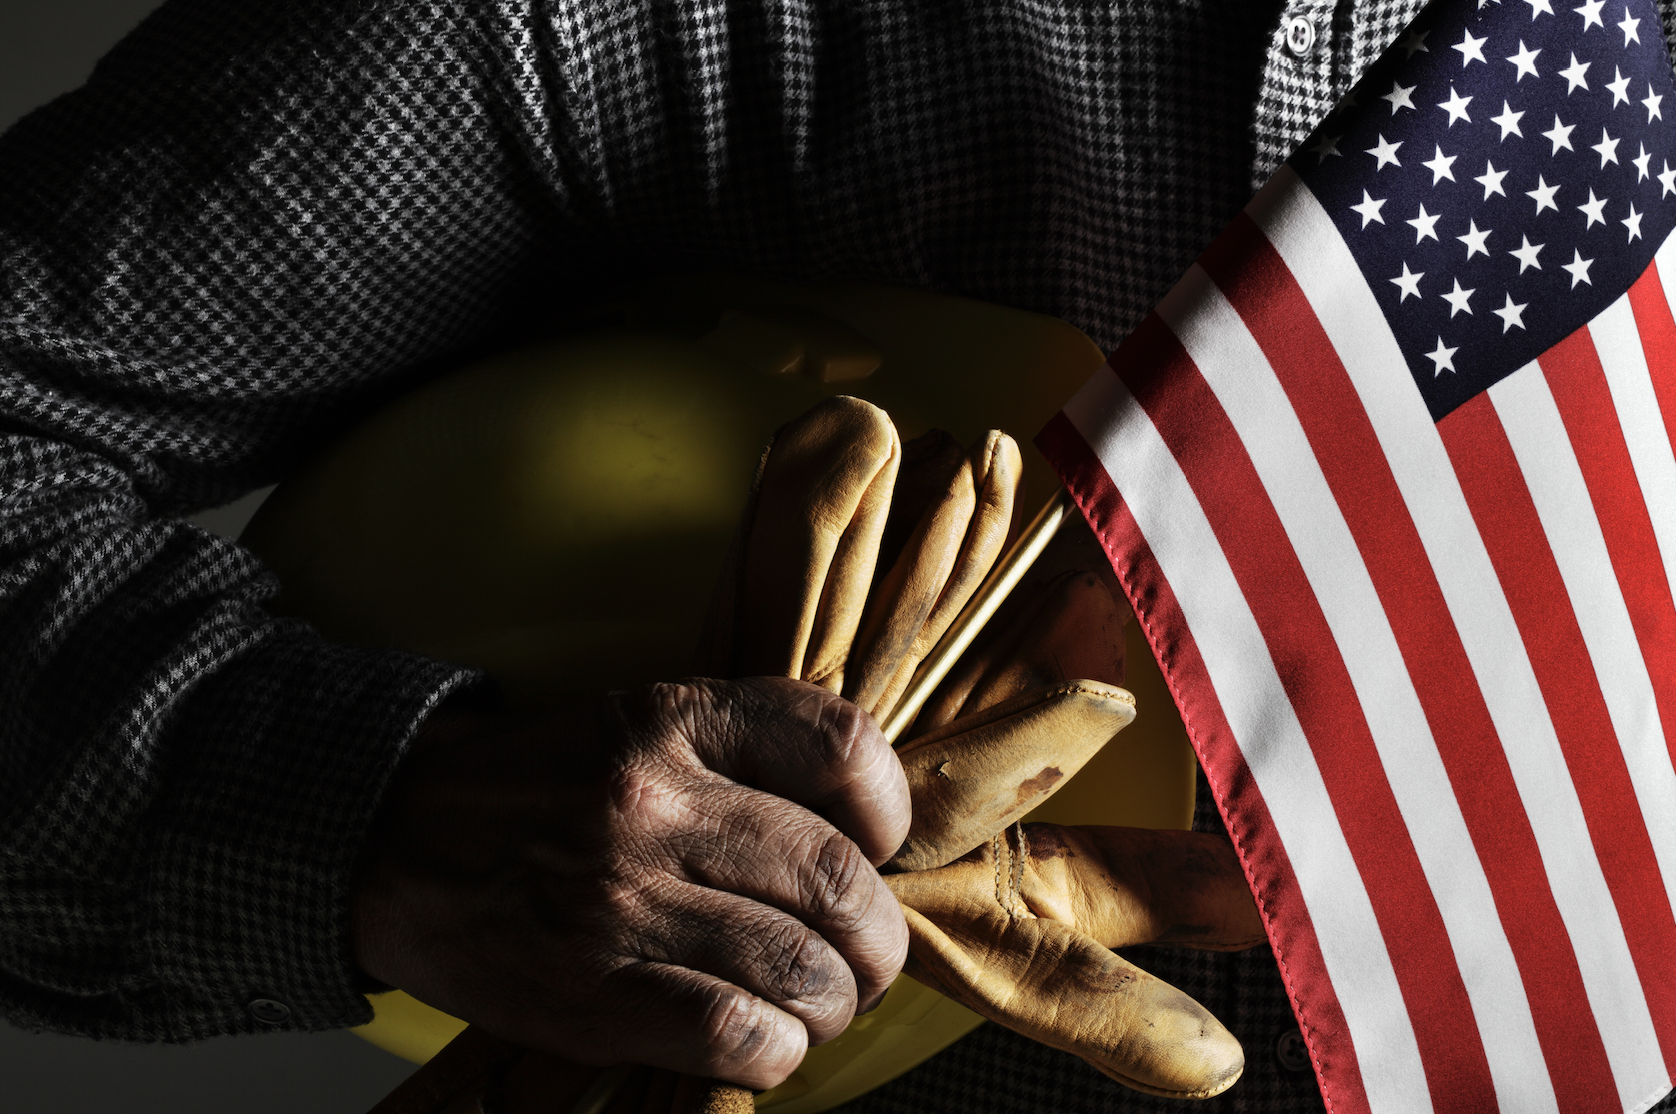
[{"x1": 2, "y1": 0, "x2": 1675, "y2": 1107}]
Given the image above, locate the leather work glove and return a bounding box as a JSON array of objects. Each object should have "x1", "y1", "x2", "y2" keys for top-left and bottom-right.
[
  {"x1": 701, "y1": 396, "x2": 1134, "y2": 873},
  {"x1": 701, "y1": 396, "x2": 1262, "y2": 1099},
  {"x1": 885, "y1": 824, "x2": 1265, "y2": 1099}
]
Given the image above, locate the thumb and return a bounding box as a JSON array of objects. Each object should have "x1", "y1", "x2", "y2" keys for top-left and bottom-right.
[{"x1": 887, "y1": 873, "x2": 1246, "y2": 1099}]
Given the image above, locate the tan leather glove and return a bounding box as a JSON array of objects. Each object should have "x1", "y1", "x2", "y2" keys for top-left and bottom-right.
[
  {"x1": 701, "y1": 399, "x2": 1130, "y2": 874},
  {"x1": 885, "y1": 825, "x2": 1264, "y2": 1099},
  {"x1": 702, "y1": 398, "x2": 1260, "y2": 1100}
]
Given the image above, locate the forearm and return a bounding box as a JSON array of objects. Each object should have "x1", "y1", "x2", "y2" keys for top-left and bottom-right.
[{"x1": 0, "y1": 0, "x2": 554, "y2": 1039}]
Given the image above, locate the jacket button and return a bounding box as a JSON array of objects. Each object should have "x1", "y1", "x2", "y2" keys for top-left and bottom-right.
[
  {"x1": 247, "y1": 998, "x2": 292, "y2": 1025},
  {"x1": 1274, "y1": 1026, "x2": 1312, "y2": 1072},
  {"x1": 1285, "y1": 16, "x2": 1318, "y2": 58}
]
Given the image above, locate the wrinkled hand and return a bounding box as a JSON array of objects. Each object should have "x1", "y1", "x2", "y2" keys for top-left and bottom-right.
[{"x1": 351, "y1": 675, "x2": 910, "y2": 1090}]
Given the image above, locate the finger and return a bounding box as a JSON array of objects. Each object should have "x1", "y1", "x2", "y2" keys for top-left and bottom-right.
[
  {"x1": 844, "y1": 430, "x2": 974, "y2": 715},
  {"x1": 640, "y1": 878, "x2": 864, "y2": 1043},
  {"x1": 892, "y1": 898, "x2": 1245, "y2": 1100},
  {"x1": 668, "y1": 780, "x2": 908, "y2": 1011},
  {"x1": 870, "y1": 430, "x2": 1022, "y2": 723},
  {"x1": 1024, "y1": 825, "x2": 1266, "y2": 950},
  {"x1": 888, "y1": 682, "x2": 1135, "y2": 872},
  {"x1": 585, "y1": 961, "x2": 810, "y2": 1090},
  {"x1": 732, "y1": 396, "x2": 900, "y2": 689},
  {"x1": 638, "y1": 676, "x2": 910, "y2": 865}
]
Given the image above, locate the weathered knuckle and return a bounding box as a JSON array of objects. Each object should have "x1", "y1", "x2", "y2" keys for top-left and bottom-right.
[
  {"x1": 695, "y1": 986, "x2": 774, "y2": 1071},
  {"x1": 802, "y1": 830, "x2": 870, "y2": 930},
  {"x1": 753, "y1": 917, "x2": 833, "y2": 1005},
  {"x1": 814, "y1": 695, "x2": 871, "y2": 766},
  {"x1": 607, "y1": 763, "x2": 688, "y2": 834}
]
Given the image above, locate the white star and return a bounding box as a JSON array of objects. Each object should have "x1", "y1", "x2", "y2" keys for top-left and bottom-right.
[
  {"x1": 1607, "y1": 67, "x2": 1633, "y2": 107},
  {"x1": 1494, "y1": 294, "x2": 1530, "y2": 332},
  {"x1": 1442, "y1": 277, "x2": 1477, "y2": 316},
  {"x1": 1509, "y1": 234, "x2": 1545, "y2": 272},
  {"x1": 1475, "y1": 160, "x2": 1510, "y2": 198},
  {"x1": 1455, "y1": 30, "x2": 1489, "y2": 66},
  {"x1": 1492, "y1": 100, "x2": 1526, "y2": 139},
  {"x1": 1366, "y1": 134, "x2": 1404, "y2": 169},
  {"x1": 1351, "y1": 191, "x2": 1388, "y2": 228},
  {"x1": 1620, "y1": 6, "x2": 1642, "y2": 44},
  {"x1": 1544, "y1": 115, "x2": 1576, "y2": 153},
  {"x1": 1525, "y1": 0, "x2": 1555, "y2": 17},
  {"x1": 1563, "y1": 249, "x2": 1596, "y2": 287},
  {"x1": 1384, "y1": 81, "x2": 1418, "y2": 114},
  {"x1": 1458, "y1": 220, "x2": 1493, "y2": 259},
  {"x1": 1660, "y1": 160, "x2": 1676, "y2": 197},
  {"x1": 1645, "y1": 84, "x2": 1664, "y2": 122},
  {"x1": 1391, "y1": 262, "x2": 1425, "y2": 301},
  {"x1": 1624, "y1": 202, "x2": 1645, "y2": 242},
  {"x1": 1634, "y1": 143, "x2": 1653, "y2": 181},
  {"x1": 1592, "y1": 128, "x2": 1621, "y2": 167},
  {"x1": 1507, "y1": 40, "x2": 1542, "y2": 81},
  {"x1": 1559, "y1": 53, "x2": 1592, "y2": 93},
  {"x1": 1400, "y1": 28, "x2": 1431, "y2": 56},
  {"x1": 1578, "y1": 188, "x2": 1610, "y2": 227},
  {"x1": 1438, "y1": 86, "x2": 1474, "y2": 125},
  {"x1": 1311, "y1": 133, "x2": 1343, "y2": 162},
  {"x1": 1575, "y1": 0, "x2": 1606, "y2": 29},
  {"x1": 1427, "y1": 337, "x2": 1460, "y2": 377},
  {"x1": 1408, "y1": 203, "x2": 1443, "y2": 242},
  {"x1": 1528, "y1": 175, "x2": 1562, "y2": 213},
  {"x1": 1424, "y1": 145, "x2": 1459, "y2": 184}
]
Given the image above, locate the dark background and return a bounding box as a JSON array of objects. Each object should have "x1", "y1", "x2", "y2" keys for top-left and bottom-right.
[{"x1": 0, "y1": 1, "x2": 418, "y2": 1109}]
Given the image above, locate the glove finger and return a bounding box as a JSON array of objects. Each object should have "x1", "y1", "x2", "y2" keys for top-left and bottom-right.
[
  {"x1": 913, "y1": 566, "x2": 1127, "y2": 734},
  {"x1": 867, "y1": 431, "x2": 1022, "y2": 724},
  {"x1": 1022, "y1": 825, "x2": 1266, "y2": 952},
  {"x1": 886, "y1": 879, "x2": 1244, "y2": 1099},
  {"x1": 844, "y1": 431, "x2": 974, "y2": 715},
  {"x1": 887, "y1": 682, "x2": 1135, "y2": 872},
  {"x1": 720, "y1": 396, "x2": 901, "y2": 689}
]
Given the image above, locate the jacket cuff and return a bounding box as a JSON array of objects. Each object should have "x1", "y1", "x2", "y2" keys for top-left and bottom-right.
[{"x1": 136, "y1": 624, "x2": 481, "y2": 1040}]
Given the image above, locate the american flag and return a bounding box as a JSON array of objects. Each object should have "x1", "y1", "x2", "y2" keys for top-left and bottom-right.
[{"x1": 1036, "y1": 0, "x2": 1676, "y2": 1111}]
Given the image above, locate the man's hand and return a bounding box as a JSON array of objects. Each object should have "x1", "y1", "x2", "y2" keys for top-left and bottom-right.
[{"x1": 351, "y1": 676, "x2": 911, "y2": 1090}]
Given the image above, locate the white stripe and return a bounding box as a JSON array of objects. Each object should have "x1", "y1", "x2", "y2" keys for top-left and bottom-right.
[
  {"x1": 1583, "y1": 300, "x2": 1676, "y2": 900},
  {"x1": 1157, "y1": 266, "x2": 1552, "y2": 1114},
  {"x1": 1251, "y1": 165, "x2": 1659, "y2": 1109},
  {"x1": 1490, "y1": 362, "x2": 1676, "y2": 1085},
  {"x1": 1592, "y1": 294, "x2": 1676, "y2": 603},
  {"x1": 1062, "y1": 370, "x2": 1431, "y2": 1114}
]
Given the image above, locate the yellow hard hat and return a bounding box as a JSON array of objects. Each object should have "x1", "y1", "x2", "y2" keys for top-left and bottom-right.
[{"x1": 239, "y1": 277, "x2": 1196, "y2": 1113}]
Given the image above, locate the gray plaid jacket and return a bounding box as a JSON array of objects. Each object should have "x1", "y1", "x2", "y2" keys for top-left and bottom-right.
[{"x1": 3, "y1": 0, "x2": 1673, "y2": 1109}]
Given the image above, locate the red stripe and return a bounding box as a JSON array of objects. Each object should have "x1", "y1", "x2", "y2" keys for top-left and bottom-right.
[
  {"x1": 1039, "y1": 408, "x2": 1371, "y2": 1114},
  {"x1": 1106, "y1": 312, "x2": 1491, "y2": 1112},
  {"x1": 1198, "y1": 215, "x2": 1616, "y2": 1110},
  {"x1": 1543, "y1": 324, "x2": 1676, "y2": 783},
  {"x1": 1442, "y1": 382, "x2": 1676, "y2": 1078},
  {"x1": 1627, "y1": 264, "x2": 1676, "y2": 467}
]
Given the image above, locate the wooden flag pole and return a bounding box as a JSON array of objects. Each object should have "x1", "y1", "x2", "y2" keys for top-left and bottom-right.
[{"x1": 877, "y1": 487, "x2": 1073, "y2": 743}]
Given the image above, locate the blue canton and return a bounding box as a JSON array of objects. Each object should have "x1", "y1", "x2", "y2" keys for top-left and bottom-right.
[{"x1": 1297, "y1": 0, "x2": 1676, "y2": 419}]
